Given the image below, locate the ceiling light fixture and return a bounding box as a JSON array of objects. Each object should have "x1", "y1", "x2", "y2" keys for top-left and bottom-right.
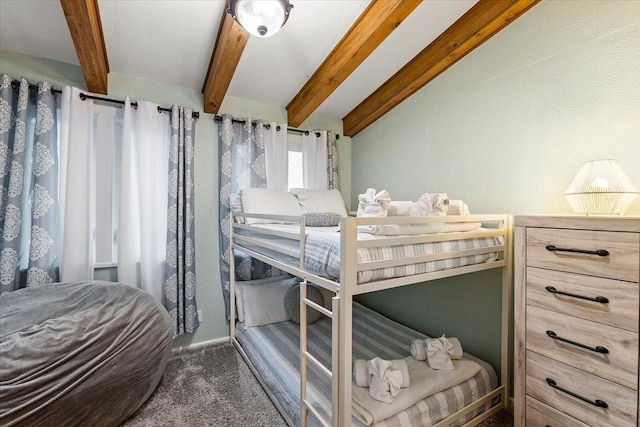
[{"x1": 228, "y1": 0, "x2": 294, "y2": 38}]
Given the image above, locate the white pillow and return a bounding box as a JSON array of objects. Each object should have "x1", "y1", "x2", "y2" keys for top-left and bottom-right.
[
  {"x1": 236, "y1": 276, "x2": 300, "y2": 328},
  {"x1": 234, "y1": 275, "x2": 287, "y2": 322},
  {"x1": 229, "y1": 193, "x2": 244, "y2": 223},
  {"x1": 240, "y1": 188, "x2": 303, "y2": 224},
  {"x1": 290, "y1": 188, "x2": 348, "y2": 217}
]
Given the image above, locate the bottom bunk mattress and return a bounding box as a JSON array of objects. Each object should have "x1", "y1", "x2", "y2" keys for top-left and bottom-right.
[{"x1": 235, "y1": 302, "x2": 498, "y2": 427}]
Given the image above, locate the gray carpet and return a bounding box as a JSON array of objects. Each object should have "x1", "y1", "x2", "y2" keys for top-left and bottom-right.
[
  {"x1": 122, "y1": 342, "x2": 287, "y2": 427},
  {"x1": 123, "y1": 342, "x2": 513, "y2": 426}
]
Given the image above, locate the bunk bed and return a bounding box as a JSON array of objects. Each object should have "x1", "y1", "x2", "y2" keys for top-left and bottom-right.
[{"x1": 228, "y1": 189, "x2": 511, "y2": 427}]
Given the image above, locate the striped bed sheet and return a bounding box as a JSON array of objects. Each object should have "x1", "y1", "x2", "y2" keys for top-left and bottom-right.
[
  {"x1": 235, "y1": 225, "x2": 504, "y2": 284},
  {"x1": 235, "y1": 302, "x2": 498, "y2": 427}
]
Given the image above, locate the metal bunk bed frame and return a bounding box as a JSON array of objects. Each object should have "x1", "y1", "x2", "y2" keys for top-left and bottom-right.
[{"x1": 229, "y1": 213, "x2": 512, "y2": 427}]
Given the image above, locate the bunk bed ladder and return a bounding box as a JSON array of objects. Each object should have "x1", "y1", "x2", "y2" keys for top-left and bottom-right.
[{"x1": 300, "y1": 280, "x2": 340, "y2": 427}]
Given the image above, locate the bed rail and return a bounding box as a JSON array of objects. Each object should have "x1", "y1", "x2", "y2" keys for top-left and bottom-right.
[{"x1": 231, "y1": 213, "x2": 508, "y2": 295}]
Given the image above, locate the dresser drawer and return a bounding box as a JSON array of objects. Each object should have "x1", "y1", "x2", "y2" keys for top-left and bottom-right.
[
  {"x1": 526, "y1": 305, "x2": 638, "y2": 389},
  {"x1": 526, "y1": 227, "x2": 639, "y2": 282},
  {"x1": 526, "y1": 351, "x2": 638, "y2": 427},
  {"x1": 526, "y1": 267, "x2": 639, "y2": 332},
  {"x1": 526, "y1": 395, "x2": 589, "y2": 427}
]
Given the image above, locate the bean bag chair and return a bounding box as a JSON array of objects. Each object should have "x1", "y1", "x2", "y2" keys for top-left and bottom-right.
[{"x1": 0, "y1": 281, "x2": 172, "y2": 426}]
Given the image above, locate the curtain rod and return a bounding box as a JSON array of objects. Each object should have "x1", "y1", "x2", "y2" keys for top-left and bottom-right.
[
  {"x1": 272, "y1": 124, "x2": 320, "y2": 138},
  {"x1": 11, "y1": 79, "x2": 62, "y2": 94},
  {"x1": 79, "y1": 93, "x2": 200, "y2": 119},
  {"x1": 213, "y1": 114, "x2": 339, "y2": 139},
  {"x1": 11, "y1": 81, "x2": 200, "y2": 120}
]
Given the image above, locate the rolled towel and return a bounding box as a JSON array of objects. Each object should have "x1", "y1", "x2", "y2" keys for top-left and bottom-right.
[
  {"x1": 388, "y1": 201, "x2": 414, "y2": 216},
  {"x1": 354, "y1": 359, "x2": 371, "y2": 387},
  {"x1": 426, "y1": 335, "x2": 455, "y2": 370},
  {"x1": 410, "y1": 339, "x2": 427, "y2": 361},
  {"x1": 447, "y1": 337, "x2": 464, "y2": 360},
  {"x1": 447, "y1": 200, "x2": 470, "y2": 216},
  {"x1": 412, "y1": 193, "x2": 449, "y2": 216},
  {"x1": 368, "y1": 358, "x2": 404, "y2": 404},
  {"x1": 357, "y1": 188, "x2": 391, "y2": 217},
  {"x1": 389, "y1": 359, "x2": 410, "y2": 388},
  {"x1": 354, "y1": 358, "x2": 410, "y2": 388}
]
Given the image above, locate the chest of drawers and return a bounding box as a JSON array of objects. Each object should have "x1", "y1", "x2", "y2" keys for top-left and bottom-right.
[{"x1": 514, "y1": 215, "x2": 640, "y2": 427}]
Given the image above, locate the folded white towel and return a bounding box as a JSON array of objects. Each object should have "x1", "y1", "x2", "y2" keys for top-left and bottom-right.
[
  {"x1": 426, "y1": 335, "x2": 455, "y2": 370},
  {"x1": 447, "y1": 200, "x2": 470, "y2": 216},
  {"x1": 358, "y1": 221, "x2": 482, "y2": 236},
  {"x1": 412, "y1": 193, "x2": 449, "y2": 216},
  {"x1": 354, "y1": 358, "x2": 410, "y2": 388},
  {"x1": 411, "y1": 336, "x2": 464, "y2": 361},
  {"x1": 352, "y1": 357, "x2": 482, "y2": 425},
  {"x1": 368, "y1": 358, "x2": 404, "y2": 404},
  {"x1": 410, "y1": 339, "x2": 427, "y2": 361},
  {"x1": 357, "y1": 188, "x2": 391, "y2": 217},
  {"x1": 388, "y1": 201, "x2": 414, "y2": 216}
]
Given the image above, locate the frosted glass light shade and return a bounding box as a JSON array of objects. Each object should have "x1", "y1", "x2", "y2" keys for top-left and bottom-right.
[
  {"x1": 229, "y1": 0, "x2": 293, "y2": 38},
  {"x1": 564, "y1": 159, "x2": 639, "y2": 215}
]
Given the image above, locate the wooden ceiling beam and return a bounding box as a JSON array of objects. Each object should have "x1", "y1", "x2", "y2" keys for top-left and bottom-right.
[
  {"x1": 286, "y1": 0, "x2": 422, "y2": 128},
  {"x1": 60, "y1": 0, "x2": 109, "y2": 94},
  {"x1": 343, "y1": 0, "x2": 540, "y2": 137},
  {"x1": 202, "y1": 11, "x2": 249, "y2": 114}
]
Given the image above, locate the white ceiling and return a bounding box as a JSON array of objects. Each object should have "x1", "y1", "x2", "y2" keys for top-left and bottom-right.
[{"x1": 0, "y1": 0, "x2": 478, "y2": 119}]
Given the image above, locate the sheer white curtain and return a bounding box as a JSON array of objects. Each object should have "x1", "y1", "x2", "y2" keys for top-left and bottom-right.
[
  {"x1": 263, "y1": 122, "x2": 288, "y2": 189},
  {"x1": 118, "y1": 100, "x2": 169, "y2": 304},
  {"x1": 59, "y1": 86, "x2": 95, "y2": 281},
  {"x1": 301, "y1": 130, "x2": 328, "y2": 190}
]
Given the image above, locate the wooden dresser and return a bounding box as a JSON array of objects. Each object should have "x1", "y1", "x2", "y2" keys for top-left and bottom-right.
[{"x1": 514, "y1": 215, "x2": 640, "y2": 427}]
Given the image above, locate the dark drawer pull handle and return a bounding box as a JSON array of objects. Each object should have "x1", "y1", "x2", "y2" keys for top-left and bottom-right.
[
  {"x1": 546, "y1": 330, "x2": 609, "y2": 354},
  {"x1": 545, "y1": 245, "x2": 609, "y2": 257},
  {"x1": 545, "y1": 286, "x2": 609, "y2": 304},
  {"x1": 546, "y1": 378, "x2": 608, "y2": 408}
]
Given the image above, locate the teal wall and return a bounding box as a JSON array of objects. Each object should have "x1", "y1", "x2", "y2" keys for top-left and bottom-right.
[
  {"x1": 0, "y1": 50, "x2": 349, "y2": 349},
  {"x1": 351, "y1": 0, "x2": 639, "y2": 380}
]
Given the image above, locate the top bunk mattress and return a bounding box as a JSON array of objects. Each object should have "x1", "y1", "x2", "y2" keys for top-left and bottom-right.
[{"x1": 233, "y1": 223, "x2": 504, "y2": 285}]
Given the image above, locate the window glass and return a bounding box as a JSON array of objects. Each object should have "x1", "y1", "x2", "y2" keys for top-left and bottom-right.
[{"x1": 287, "y1": 133, "x2": 303, "y2": 190}]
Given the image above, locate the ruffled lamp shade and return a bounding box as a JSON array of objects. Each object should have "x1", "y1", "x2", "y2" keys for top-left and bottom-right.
[{"x1": 564, "y1": 159, "x2": 639, "y2": 215}]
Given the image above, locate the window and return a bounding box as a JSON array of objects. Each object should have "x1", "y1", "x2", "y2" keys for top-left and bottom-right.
[
  {"x1": 93, "y1": 104, "x2": 122, "y2": 266},
  {"x1": 287, "y1": 133, "x2": 303, "y2": 190}
]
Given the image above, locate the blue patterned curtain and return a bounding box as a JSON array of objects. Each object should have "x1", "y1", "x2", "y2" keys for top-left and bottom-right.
[
  {"x1": 218, "y1": 114, "x2": 280, "y2": 318},
  {"x1": 0, "y1": 75, "x2": 58, "y2": 294},
  {"x1": 164, "y1": 105, "x2": 198, "y2": 336},
  {"x1": 327, "y1": 131, "x2": 339, "y2": 190}
]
